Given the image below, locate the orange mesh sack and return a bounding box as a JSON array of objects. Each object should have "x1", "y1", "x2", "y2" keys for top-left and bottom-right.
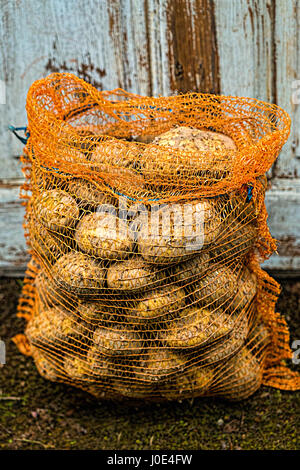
[{"x1": 15, "y1": 72, "x2": 300, "y2": 402}]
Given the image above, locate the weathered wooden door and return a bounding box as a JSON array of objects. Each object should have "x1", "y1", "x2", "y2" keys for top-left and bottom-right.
[{"x1": 0, "y1": 0, "x2": 299, "y2": 275}]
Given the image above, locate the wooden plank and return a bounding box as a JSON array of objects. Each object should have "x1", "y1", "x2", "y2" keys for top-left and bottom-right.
[
  {"x1": 0, "y1": 184, "x2": 29, "y2": 276},
  {"x1": 214, "y1": 0, "x2": 275, "y2": 101},
  {"x1": 273, "y1": 0, "x2": 300, "y2": 178},
  {"x1": 166, "y1": 0, "x2": 220, "y2": 94},
  {"x1": 145, "y1": 0, "x2": 170, "y2": 96},
  {"x1": 262, "y1": 178, "x2": 300, "y2": 273},
  {"x1": 0, "y1": 0, "x2": 156, "y2": 178}
]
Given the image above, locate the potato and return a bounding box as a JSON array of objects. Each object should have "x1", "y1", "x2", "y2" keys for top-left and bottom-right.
[
  {"x1": 33, "y1": 140, "x2": 86, "y2": 166},
  {"x1": 171, "y1": 251, "x2": 210, "y2": 284},
  {"x1": 66, "y1": 178, "x2": 116, "y2": 210},
  {"x1": 52, "y1": 252, "x2": 106, "y2": 296},
  {"x1": 33, "y1": 189, "x2": 79, "y2": 232},
  {"x1": 64, "y1": 355, "x2": 91, "y2": 381},
  {"x1": 210, "y1": 221, "x2": 257, "y2": 262},
  {"x1": 90, "y1": 141, "x2": 145, "y2": 196},
  {"x1": 247, "y1": 321, "x2": 271, "y2": 352},
  {"x1": 107, "y1": 257, "x2": 165, "y2": 292},
  {"x1": 131, "y1": 285, "x2": 186, "y2": 323},
  {"x1": 71, "y1": 129, "x2": 99, "y2": 152},
  {"x1": 134, "y1": 133, "x2": 156, "y2": 144},
  {"x1": 28, "y1": 214, "x2": 67, "y2": 265},
  {"x1": 231, "y1": 267, "x2": 257, "y2": 312},
  {"x1": 137, "y1": 350, "x2": 186, "y2": 383},
  {"x1": 161, "y1": 366, "x2": 214, "y2": 400},
  {"x1": 199, "y1": 315, "x2": 249, "y2": 364},
  {"x1": 93, "y1": 326, "x2": 144, "y2": 356},
  {"x1": 32, "y1": 166, "x2": 61, "y2": 191},
  {"x1": 111, "y1": 381, "x2": 155, "y2": 400},
  {"x1": 86, "y1": 345, "x2": 129, "y2": 380},
  {"x1": 160, "y1": 307, "x2": 235, "y2": 349},
  {"x1": 75, "y1": 212, "x2": 134, "y2": 260},
  {"x1": 191, "y1": 264, "x2": 256, "y2": 312},
  {"x1": 92, "y1": 140, "x2": 141, "y2": 168},
  {"x1": 26, "y1": 306, "x2": 88, "y2": 347},
  {"x1": 141, "y1": 126, "x2": 237, "y2": 186},
  {"x1": 152, "y1": 126, "x2": 236, "y2": 154},
  {"x1": 35, "y1": 271, "x2": 78, "y2": 312},
  {"x1": 137, "y1": 200, "x2": 221, "y2": 264},
  {"x1": 77, "y1": 300, "x2": 124, "y2": 324},
  {"x1": 215, "y1": 348, "x2": 261, "y2": 401},
  {"x1": 32, "y1": 348, "x2": 61, "y2": 382}
]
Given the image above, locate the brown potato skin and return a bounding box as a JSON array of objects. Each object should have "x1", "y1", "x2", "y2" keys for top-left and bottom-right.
[
  {"x1": 75, "y1": 212, "x2": 134, "y2": 261},
  {"x1": 33, "y1": 189, "x2": 79, "y2": 233}
]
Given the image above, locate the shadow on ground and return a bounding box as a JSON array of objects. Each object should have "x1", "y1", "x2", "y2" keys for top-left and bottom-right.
[{"x1": 0, "y1": 277, "x2": 299, "y2": 450}]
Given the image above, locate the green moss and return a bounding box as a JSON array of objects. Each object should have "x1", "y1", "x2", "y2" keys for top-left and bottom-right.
[{"x1": 0, "y1": 277, "x2": 299, "y2": 450}]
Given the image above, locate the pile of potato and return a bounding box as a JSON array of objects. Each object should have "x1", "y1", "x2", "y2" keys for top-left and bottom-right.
[{"x1": 26, "y1": 126, "x2": 270, "y2": 402}]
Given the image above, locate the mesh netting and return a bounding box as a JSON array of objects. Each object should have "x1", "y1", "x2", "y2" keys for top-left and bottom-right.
[{"x1": 14, "y1": 73, "x2": 300, "y2": 402}]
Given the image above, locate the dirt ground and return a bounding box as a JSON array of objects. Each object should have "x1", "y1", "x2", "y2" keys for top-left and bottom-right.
[{"x1": 0, "y1": 277, "x2": 299, "y2": 450}]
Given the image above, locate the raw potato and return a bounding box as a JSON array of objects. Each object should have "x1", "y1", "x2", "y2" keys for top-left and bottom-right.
[
  {"x1": 35, "y1": 271, "x2": 78, "y2": 312},
  {"x1": 67, "y1": 178, "x2": 116, "y2": 209},
  {"x1": 161, "y1": 366, "x2": 214, "y2": 400},
  {"x1": 32, "y1": 166, "x2": 61, "y2": 191},
  {"x1": 131, "y1": 285, "x2": 186, "y2": 323},
  {"x1": 137, "y1": 200, "x2": 221, "y2": 264},
  {"x1": 141, "y1": 126, "x2": 237, "y2": 185},
  {"x1": 161, "y1": 307, "x2": 235, "y2": 349},
  {"x1": 107, "y1": 257, "x2": 165, "y2": 292},
  {"x1": 171, "y1": 251, "x2": 210, "y2": 284},
  {"x1": 153, "y1": 126, "x2": 237, "y2": 154},
  {"x1": 112, "y1": 381, "x2": 155, "y2": 399},
  {"x1": 216, "y1": 349, "x2": 261, "y2": 401},
  {"x1": 230, "y1": 267, "x2": 257, "y2": 312},
  {"x1": 32, "y1": 348, "x2": 61, "y2": 382},
  {"x1": 247, "y1": 321, "x2": 271, "y2": 352},
  {"x1": 26, "y1": 306, "x2": 87, "y2": 347},
  {"x1": 191, "y1": 263, "x2": 241, "y2": 307},
  {"x1": 77, "y1": 300, "x2": 124, "y2": 324},
  {"x1": 93, "y1": 326, "x2": 144, "y2": 356},
  {"x1": 28, "y1": 214, "x2": 67, "y2": 264},
  {"x1": 75, "y1": 212, "x2": 134, "y2": 260},
  {"x1": 200, "y1": 315, "x2": 249, "y2": 364},
  {"x1": 87, "y1": 345, "x2": 128, "y2": 380},
  {"x1": 52, "y1": 252, "x2": 106, "y2": 296},
  {"x1": 191, "y1": 264, "x2": 256, "y2": 312},
  {"x1": 64, "y1": 355, "x2": 91, "y2": 381},
  {"x1": 134, "y1": 133, "x2": 157, "y2": 144},
  {"x1": 92, "y1": 140, "x2": 141, "y2": 168},
  {"x1": 34, "y1": 140, "x2": 86, "y2": 166},
  {"x1": 138, "y1": 350, "x2": 186, "y2": 383},
  {"x1": 71, "y1": 129, "x2": 99, "y2": 152},
  {"x1": 33, "y1": 189, "x2": 79, "y2": 232},
  {"x1": 210, "y1": 220, "x2": 257, "y2": 262},
  {"x1": 90, "y1": 141, "x2": 145, "y2": 196}
]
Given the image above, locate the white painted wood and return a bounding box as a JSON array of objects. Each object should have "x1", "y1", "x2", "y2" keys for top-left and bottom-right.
[
  {"x1": 0, "y1": 185, "x2": 29, "y2": 276},
  {"x1": 262, "y1": 178, "x2": 300, "y2": 272},
  {"x1": 214, "y1": 0, "x2": 276, "y2": 179},
  {"x1": 214, "y1": 0, "x2": 275, "y2": 102},
  {"x1": 215, "y1": 0, "x2": 300, "y2": 179},
  {"x1": 0, "y1": 0, "x2": 168, "y2": 178},
  {"x1": 146, "y1": 0, "x2": 170, "y2": 96},
  {"x1": 273, "y1": 0, "x2": 300, "y2": 177}
]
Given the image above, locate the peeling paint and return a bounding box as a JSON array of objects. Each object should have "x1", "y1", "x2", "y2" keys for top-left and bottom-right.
[
  {"x1": 45, "y1": 53, "x2": 106, "y2": 90},
  {"x1": 166, "y1": 0, "x2": 220, "y2": 94}
]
